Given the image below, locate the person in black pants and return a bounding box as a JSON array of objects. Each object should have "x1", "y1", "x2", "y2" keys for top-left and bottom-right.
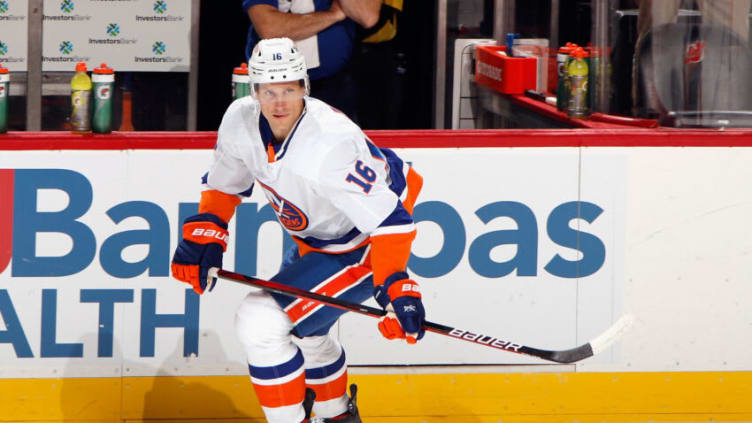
[{"x1": 353, "y1": 0, "x2": 406, "y2": 129}]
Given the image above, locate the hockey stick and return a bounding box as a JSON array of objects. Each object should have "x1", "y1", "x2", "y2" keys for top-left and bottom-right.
[{"x1": 209, "y1": 268, "x2": 633, "y2": 364}]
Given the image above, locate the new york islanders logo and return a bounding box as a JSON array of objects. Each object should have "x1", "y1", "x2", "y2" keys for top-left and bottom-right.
[{"x1": 257, "y1": 181, "x2": 308, "y2": 231}]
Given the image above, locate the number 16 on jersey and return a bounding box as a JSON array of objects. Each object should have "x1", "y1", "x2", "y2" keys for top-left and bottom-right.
[{"x1": 346, "y1": 160, "x2": 376, "y2": 193}]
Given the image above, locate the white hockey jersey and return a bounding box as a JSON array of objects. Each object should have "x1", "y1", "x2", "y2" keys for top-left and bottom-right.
[{"x1": 204, "y1": 96, "x2": 415, "y2": 253}]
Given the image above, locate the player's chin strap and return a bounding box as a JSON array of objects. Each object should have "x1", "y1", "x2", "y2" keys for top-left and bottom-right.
[{"x1": 206, "y1": 267, "x2": 634, "y2": 364}]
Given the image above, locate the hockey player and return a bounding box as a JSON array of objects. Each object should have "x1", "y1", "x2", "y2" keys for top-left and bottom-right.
[{"x1": 171, "y1": 37, "x2": 425, "y2": 423}]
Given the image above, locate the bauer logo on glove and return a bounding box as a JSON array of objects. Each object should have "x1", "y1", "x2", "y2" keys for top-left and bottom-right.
[
  {"x1": 171, "y1": 213, "x2": 229, "y2": 294},
  {"x1": 190, "y1": 227, "x2": 230, "y2": 244}
]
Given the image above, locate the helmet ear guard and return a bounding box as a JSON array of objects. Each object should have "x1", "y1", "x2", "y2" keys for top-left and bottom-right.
[{"x1": 249, "y1": 37, "x2": 311, "y2": 98}]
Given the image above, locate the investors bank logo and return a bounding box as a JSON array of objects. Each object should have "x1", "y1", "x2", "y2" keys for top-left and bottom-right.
[
  {"x1": 43, "y1": 40, "x2": 89, "y2": 64},
  {"x1": 44, "y1": 0, "x2": 90, "y2": 21},
  {"x1": 0, "y1": 40, "x2": 24, "y2": 64},
  {"x1": 135, "y1": 40, "x2": 182, "y2": 64},
  {"x1": 60, "y1": 0, "x2": 73, "y2": 13},
  {"x1": 106, "y1": 23, "x2": 120, "y2": 37},
  {"x1": 0, "y1": 0, "x2": 26, "y2": 21},
  {"x1": 89, "y1": 23, "x2": 135, "y2": 45},
  {"x1": 59, "y1": 41, "x2": 72, "y2": 55},
  {"x1": 152, "y1": 41, "x2": 165, "y2": 55},
  {"x1": 44, "y1": 40, "x2": 88, "y2": 64},
  {"x1": 136, "y1": 0, "x2": 182, "y2": 22}
]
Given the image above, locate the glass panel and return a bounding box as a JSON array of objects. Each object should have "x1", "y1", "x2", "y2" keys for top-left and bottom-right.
[
  {"x1": 0, "y1": 0, "x2": 28, "y2": 130},
  {"x1": 461, "y1": 0, "x2": 752, "y2": 129},
  {"x1": 38, "y1": 0, "x2": 192, "y2": 131},
  {"x1": 626, "y1": 0, "x2": 752, "y2": 127},
  {"x1": 40, "y1": 71, "x2": 188, "y2": 131},
  {"x1": 449, "y1": 0, "x2": 556, "y2": 129},
  {"x1": 445, "y1": 0, "x2": 494, "y2": 128},
  {"x1": 7, "y1": 74, "x2": 27, "y2": 131}
]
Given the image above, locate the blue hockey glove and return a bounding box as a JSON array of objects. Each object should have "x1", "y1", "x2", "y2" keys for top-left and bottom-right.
[
  {"x1": 373, "y1": 271, "x2": 425, "y2": 344},
  {"x1": 171, "y1": 213, "x2": 229, "y2": 294}
]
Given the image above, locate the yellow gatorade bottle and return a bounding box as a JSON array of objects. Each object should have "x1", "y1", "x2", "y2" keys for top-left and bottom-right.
[
  {"x1": 70, "y1": 62, "x2": 93, "y2": 133},
  {"x1": 567, "y1": 47, "x2": 589, "y2": 118}
]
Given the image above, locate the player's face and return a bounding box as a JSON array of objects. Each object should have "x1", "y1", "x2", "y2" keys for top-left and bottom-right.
[{"x1": 258, "y1": 81, "x2": 306, "y2": 138}]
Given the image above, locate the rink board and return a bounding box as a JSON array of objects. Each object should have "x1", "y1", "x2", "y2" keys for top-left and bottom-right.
[
  {"x1": 1, "y1": 372, "x2": 751, "y2": 421},
  {"x1": 0, "y1": 130, "x2": 751, "y2": 420}
]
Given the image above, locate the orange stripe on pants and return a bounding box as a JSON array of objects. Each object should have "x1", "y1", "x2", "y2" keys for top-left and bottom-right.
[
  {"x1": 286, "y1": 265, "x2": 371, "y2": 323},
  {"x1": 306, "y1": 370, "x2": 348, "y2": 402},
  {"x1": 252, "y1": 372, "x2": 306, "y2": 408}
]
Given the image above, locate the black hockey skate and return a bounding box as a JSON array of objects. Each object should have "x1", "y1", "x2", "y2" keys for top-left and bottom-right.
[
  {"x1": 302, "y1": 387, "x2": 317, "y2": 422},
  {"x1": 301, "y1": 384, "x2": 362, "y2": 422}
]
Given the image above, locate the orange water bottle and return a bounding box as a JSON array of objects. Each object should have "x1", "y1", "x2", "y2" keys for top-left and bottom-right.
[{"x1": 232, "y1": 63, "x2": 250, "y2": 100}]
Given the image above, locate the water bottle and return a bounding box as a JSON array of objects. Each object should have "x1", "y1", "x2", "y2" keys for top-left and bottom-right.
[
  {"x1": 556, "y1": 42, "x2": 576, "y2": 111},
  {"x1": 119, "y1": 72, "x2": 135, "y2": 131},
  {"x1": 92, "y1": 63, "x2": 115, "y2": 134},
  {"x1": 567, "y1": 47, "x2": 590, "y2": 118},
  {"x1": 70, "y1": 62, "x2": 92, "y2": 133},
  {"x1": 0, "y1": 64, "x2": 8, "y2": 134},
  {"x1": 586, "y1": 46, "x2": 600, "y2": 112},
  {"x1": 506, "y1": 33, "x2": 518, "y2": 57},
  {"x1": 232, "y1": 63, "x2": 250, "y2": 100}
]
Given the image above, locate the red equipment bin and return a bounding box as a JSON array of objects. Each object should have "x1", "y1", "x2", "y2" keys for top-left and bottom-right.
[{"x1": 475, "y1": 45, "x2": 537, "y2": 95}]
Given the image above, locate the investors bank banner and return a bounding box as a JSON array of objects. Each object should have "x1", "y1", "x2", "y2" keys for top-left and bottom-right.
[
  {"x1": 0, "y1": 0, "x2": 28, "y2": 72},
  {"x1": 42, "y1": 0, "x2": 190, "y2": 72}
]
